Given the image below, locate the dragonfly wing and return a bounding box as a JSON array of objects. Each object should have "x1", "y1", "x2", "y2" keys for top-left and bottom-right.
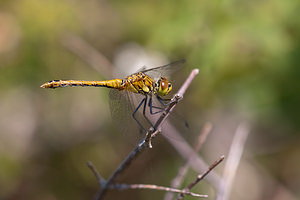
[
  {"x1": 139, "y1": 59, "x2": 185, "y2": 80},
  {"x1": 109, "y1": 89, "x2": 149, "y2": 135},
  {"x1": 109, "y1": 89, "x2": 135, "y2": 131}
]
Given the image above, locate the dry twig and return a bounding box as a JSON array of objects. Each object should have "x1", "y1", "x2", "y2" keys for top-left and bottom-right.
[{"x1": 177, "y1": 155, "x2": 225, "y2": 200}]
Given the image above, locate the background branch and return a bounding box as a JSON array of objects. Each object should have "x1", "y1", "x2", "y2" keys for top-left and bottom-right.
[
  {"x1": 61, "y1": 34, "x2": 114, "y2": 78},
  {"x1": 217, "y1": 122, "x2": 250, "y2": 200}
]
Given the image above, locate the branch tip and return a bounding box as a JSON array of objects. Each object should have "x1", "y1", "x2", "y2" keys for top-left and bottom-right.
[{"x1": 193, "y1": 68, "x2": 199, "y2": 75}]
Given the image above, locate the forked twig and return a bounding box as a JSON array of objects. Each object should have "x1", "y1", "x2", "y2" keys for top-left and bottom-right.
[
  {"x1": 177, "y1": 155, "x2": 225, "y2": 200},
  {"x1": 87, "y1": 162, "x2": 208, "y2": 198},
  {"x1": 92, "y1": 69, "x2": 199, "y2": 200}
]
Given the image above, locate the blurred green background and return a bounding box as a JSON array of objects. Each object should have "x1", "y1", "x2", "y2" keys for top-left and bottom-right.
[{"x1": 0, "y1": 0, "x2": 300, "y2": 199}]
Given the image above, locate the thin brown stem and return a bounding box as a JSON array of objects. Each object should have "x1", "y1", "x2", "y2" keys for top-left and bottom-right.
[{"x1": 177, "y1": 155, "x2": 225, "y2": 200}]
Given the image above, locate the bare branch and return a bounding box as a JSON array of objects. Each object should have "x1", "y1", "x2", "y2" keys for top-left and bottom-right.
[
  {"x1": 177, "y1": 155, "x2": 225, "y2": 200},
  {"x1": 217, "y1": 122, "x2": 250, "y2": 200},
  {"x1": 177, "y1": 69, "x2": 199, "y2": 98},
  {"x1": 185, "y1": 155, "x2": 225, "y2": 192}
]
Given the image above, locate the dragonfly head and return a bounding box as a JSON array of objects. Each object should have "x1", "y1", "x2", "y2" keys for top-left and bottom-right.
[{"x1": 156, "y1": 77, "x2": 172, "y2": 96}]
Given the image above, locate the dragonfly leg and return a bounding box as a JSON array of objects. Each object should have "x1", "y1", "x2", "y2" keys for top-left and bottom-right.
[
  {"x1": 142, "y1": 96, "x2": 154, "y2": 127},
  {"x1": 132, "y1": 97, "x2": 147, "y2": 132},
  {"x1": 157, "y1": 95, "x2": 172, "y2": 106},
  {"x1": 149, "y1": 96, "x2": 165, "y2": 115},
  {"x1": 132, "y1": 96, "x2": 153, "y2": 132}
]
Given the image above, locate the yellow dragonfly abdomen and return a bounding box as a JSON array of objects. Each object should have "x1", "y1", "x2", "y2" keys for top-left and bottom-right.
[{"x1": 40, "y1": 79, "x2": 123, "y2": 90}]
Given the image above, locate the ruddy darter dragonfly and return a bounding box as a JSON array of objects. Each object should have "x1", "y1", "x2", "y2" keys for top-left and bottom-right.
[{"x1": 40, "y1": 60, "x2": 185, "y2": 131}]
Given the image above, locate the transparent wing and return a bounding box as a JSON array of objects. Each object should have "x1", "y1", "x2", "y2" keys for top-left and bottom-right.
[
  {"x1": 109, "y1": 89, "x2": 135, "y2": 132},
  {"x1": 109, "y1": 88, "x2": 150, "y2": 135},
  {"x1": 138, "y1": 59, "x2": 185, "y2": 80}
]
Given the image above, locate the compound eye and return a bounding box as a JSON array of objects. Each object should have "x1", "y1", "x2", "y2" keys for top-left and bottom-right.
[
  {"x1": 157, "y1": 77, "x2": 172, "y2": 96},
  {"x1": 160, "y1": 80, "x2": 168, "y2": 91}
]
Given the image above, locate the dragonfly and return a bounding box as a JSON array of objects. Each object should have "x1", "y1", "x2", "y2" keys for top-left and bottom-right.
[{"x1": 40, "y1": 59, "x2": 185, "y2": 131}]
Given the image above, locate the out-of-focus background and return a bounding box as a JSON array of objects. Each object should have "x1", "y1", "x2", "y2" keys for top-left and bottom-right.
[{"x1": 1, "y1": 0, "x2": 299, "y2": 200}]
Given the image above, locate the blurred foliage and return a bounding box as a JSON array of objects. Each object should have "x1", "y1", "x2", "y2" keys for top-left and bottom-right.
[{"x1": 0, "y1": 0, "x2": 300, "y2": 199}]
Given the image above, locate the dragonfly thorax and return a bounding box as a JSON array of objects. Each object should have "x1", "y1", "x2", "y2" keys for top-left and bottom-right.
[
  {"x1": 121, "y1": 72, "x2": 172, "y2": 97},
  {"x1": 121, "y1": 72, "x2": 156, "y2": 96}
]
